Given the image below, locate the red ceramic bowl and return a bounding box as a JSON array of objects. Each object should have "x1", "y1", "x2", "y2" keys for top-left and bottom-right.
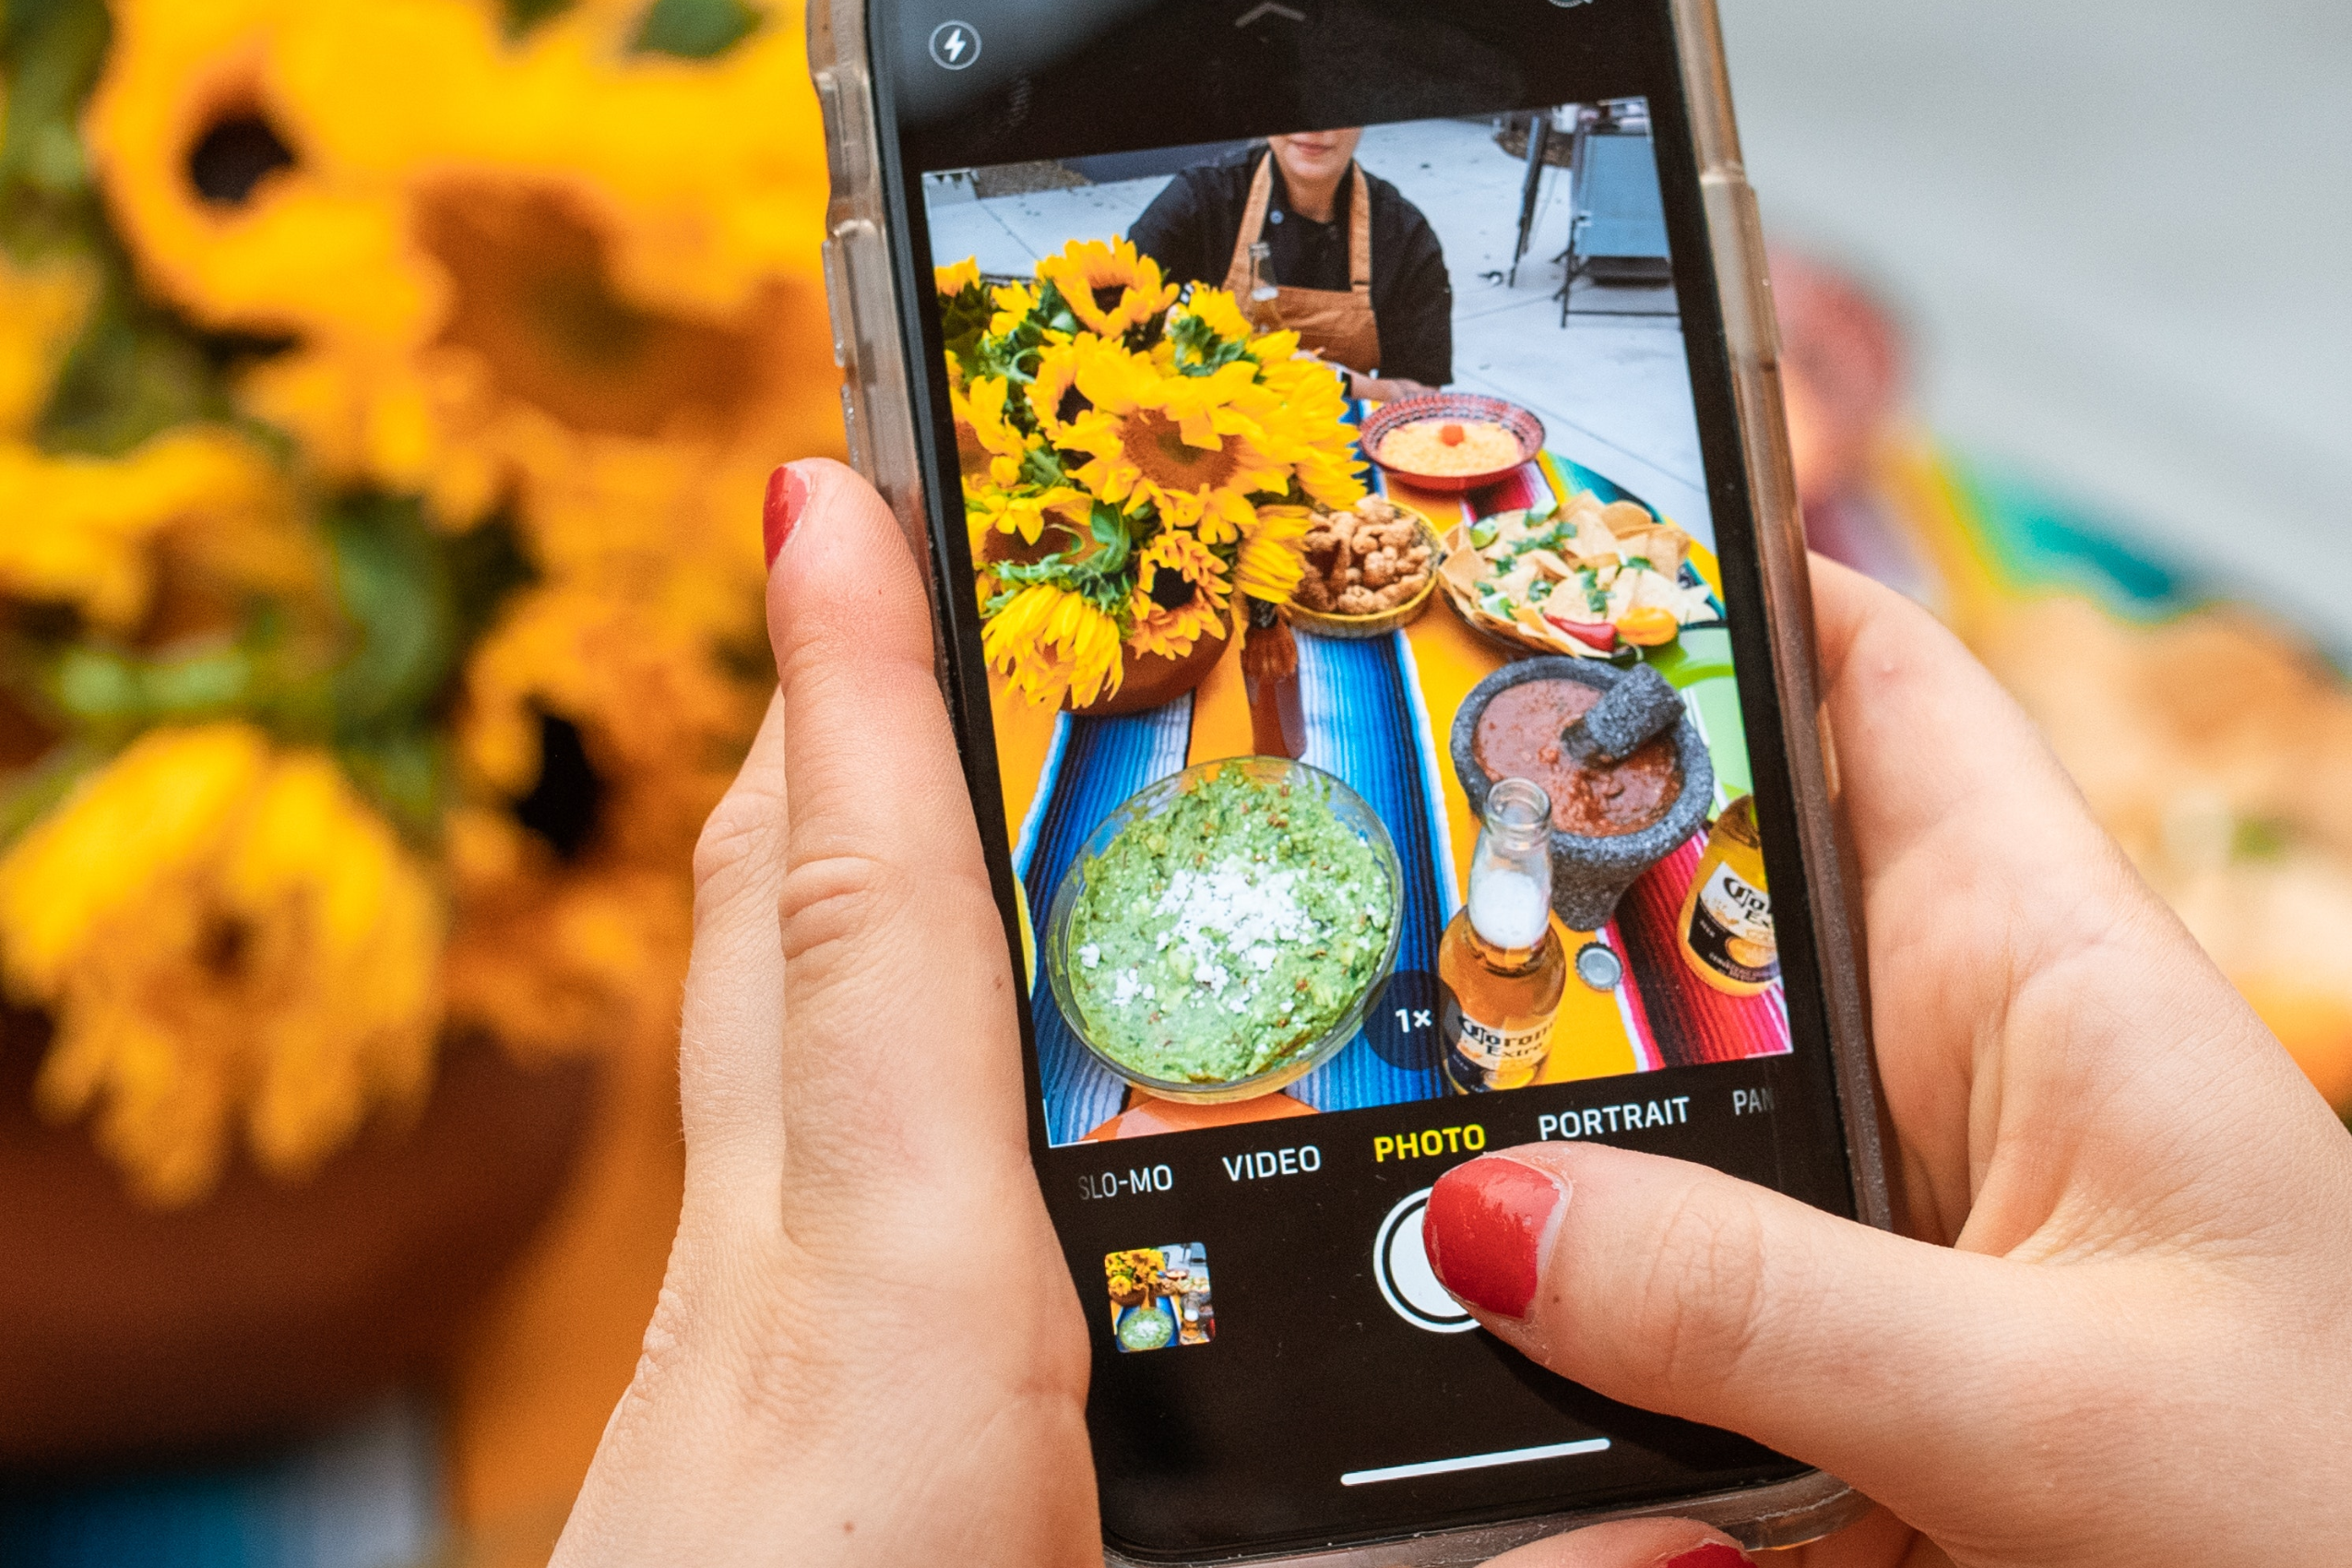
[{"x1": 1360, "y1": 394, "x2": 1546, "y2": 494}]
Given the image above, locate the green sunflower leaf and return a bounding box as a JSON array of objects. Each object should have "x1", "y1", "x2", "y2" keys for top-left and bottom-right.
[{"x1": 632, "y1": 0, "x2": 761, "y2": 60}]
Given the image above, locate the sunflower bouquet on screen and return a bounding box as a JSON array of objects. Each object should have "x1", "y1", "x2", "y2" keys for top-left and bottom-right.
[{"x1": 937, "y1": 239, "x2": 1365, "y2": 712}]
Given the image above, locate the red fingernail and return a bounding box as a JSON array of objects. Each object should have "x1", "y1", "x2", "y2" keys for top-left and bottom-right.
[
  {"x1": 1422, "y1": 1156, "x2": 1567, "y2": 1320},
  {"x1": 1659, "y1": 1546, "x2": 1752, "y2": 1568},
  {"x1": 764, "y1": 464, "x2": 809, "y2": 568}
]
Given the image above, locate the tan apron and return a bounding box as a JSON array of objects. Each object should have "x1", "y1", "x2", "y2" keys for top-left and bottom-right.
[{"x1": 1220, "y1": 155, "x2": 1383, "y2": 377}]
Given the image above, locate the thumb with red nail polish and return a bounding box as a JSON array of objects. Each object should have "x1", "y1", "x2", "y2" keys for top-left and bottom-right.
[
  {"x1": 1423, "y1": 1153, "x2": 1568, "y2": 1320},
  {"x1": 763, "y1": 461, "x2": 810, "y2": 569}
]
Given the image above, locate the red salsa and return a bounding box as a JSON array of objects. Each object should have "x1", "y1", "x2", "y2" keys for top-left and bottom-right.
[{"x1": 1474, "y1": 680, "x2": 1681, "y2": 837}]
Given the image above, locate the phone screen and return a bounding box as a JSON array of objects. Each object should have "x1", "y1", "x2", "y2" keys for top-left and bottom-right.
[{"x1": 873, "y1": 3, "x2": 1861, "y2": 1559}]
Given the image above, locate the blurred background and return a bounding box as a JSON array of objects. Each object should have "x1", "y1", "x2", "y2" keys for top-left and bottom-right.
[{"x1": 0, "y1": 1, "x2": 2344, "y2": 1563}]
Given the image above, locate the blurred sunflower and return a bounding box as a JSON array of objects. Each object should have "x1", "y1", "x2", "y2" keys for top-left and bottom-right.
[
  {"x1": 0, "y1": 0, "x2": 837, "y2": 1205},
  {"x1": 0, "y1": 724, "x2": 441, "y2": 1206},
  {"x1": 0, "y1": 429, "x2": 313, "y2": 634},
  {"x1": 82, "y1": 0, "x2": 833, "y2": 524},
  {"x1": 0, "y1": 252, "x2": 95, "y2": 436}
]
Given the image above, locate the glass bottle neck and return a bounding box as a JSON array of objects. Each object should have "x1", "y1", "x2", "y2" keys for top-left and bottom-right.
[{"x1": 1468, "y1": 777, "x2": 1555, "y2": 949}]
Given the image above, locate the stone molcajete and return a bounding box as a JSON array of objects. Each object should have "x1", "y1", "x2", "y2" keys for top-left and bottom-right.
[{"x1": 1450, "y1": 658, "x2": 1714, "y2": 932}]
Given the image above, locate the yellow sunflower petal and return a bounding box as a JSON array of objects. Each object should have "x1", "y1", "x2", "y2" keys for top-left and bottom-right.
[{"x1": 936, "y1": 256, "x2": 983, "y2": 296}]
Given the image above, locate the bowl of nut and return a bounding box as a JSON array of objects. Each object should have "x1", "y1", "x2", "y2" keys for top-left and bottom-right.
[{"x1": 1283, "y1": 494, "x2": 1443, "y2": 639}]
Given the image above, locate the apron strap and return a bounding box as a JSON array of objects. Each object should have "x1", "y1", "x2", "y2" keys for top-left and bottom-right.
[{"x1": 1222, "y1": 154, "x2": 1278, "y2": 297}]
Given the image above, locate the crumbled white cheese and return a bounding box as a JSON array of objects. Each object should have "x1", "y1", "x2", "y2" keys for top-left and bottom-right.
[
  {"x1": 1078, "y1": 943, "x2": 1101, "y2": 969},
  {"x1": 1154, "y1": 858, "x2": 1312, "y2": 1004}
]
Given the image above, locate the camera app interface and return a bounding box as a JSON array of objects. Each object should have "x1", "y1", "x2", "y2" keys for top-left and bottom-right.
[{"x1": 924, "y1": 102, "x2": 1790, "y2": 1149}]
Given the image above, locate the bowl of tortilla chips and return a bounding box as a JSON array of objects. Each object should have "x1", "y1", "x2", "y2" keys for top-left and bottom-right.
[{"x1": 1435, "y1": 490, "x2": 1718, "y2": 658}]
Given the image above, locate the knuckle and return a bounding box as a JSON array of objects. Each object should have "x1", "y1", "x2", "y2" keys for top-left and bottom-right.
[
  {"x1": 693, "y1": 787, "x2": 781, "y2": 906},
  {"x1": 779, "y1": 850, "x2": 918, "y2": 971},
  {"x1": 1633, "y1": 1184, "x2": 1774, "y2": 1401}
]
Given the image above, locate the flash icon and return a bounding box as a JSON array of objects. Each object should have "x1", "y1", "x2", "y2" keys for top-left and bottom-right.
[{"x1": 928, "y1": 20, "x2": 981, "y2": 69}]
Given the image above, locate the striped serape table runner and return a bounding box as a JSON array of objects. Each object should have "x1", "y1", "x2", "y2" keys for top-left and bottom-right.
[{"x1": 994, "y1": 442, "x2": 1791, "y2": 1146}]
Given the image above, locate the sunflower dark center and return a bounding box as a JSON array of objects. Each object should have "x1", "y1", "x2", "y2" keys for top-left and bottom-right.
[
  {"x1": 418, "y1": 184, "x2": 766, "y2": 438},
  {"x1": 189, "y1": 113, "x2": 296, "y2": 207},
  {"x1": 196, "y1": 915, "x2": 254, "y2": 981},
  {"x1": 1123, "y1": 409, "x2": 1237, "y2": 494},
  {"x1": 1092, "y1": 284, "x2": 1125, "y2": 315},
  {"x1": 1148, "y1": 569, "x2": 1196, "y2": 611},
  {"x1": 517, "y1": 711, "x2": 605, "y2": 861}
]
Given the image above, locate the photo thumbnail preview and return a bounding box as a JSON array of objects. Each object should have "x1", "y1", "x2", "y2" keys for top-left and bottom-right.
[{"x1": 1106, "y1": 1243, "x2": 1215, "y2": 1352}]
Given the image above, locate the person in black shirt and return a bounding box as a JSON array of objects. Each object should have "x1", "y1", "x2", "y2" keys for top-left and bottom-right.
[{"x1": 1128, "y1": 129, "x2": 1452, "y2": 401}]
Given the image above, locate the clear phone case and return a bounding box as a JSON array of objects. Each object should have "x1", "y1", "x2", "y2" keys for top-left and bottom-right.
[{"x1": 805, "y1": 0, "x2": 1891, "y2": 1557}]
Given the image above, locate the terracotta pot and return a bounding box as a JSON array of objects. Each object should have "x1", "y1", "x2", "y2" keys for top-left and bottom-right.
[
  {"x1": 1069, "y1": 623, "x2": 1229, "y2": 719},
  {"x1": 0, "y1": 1010, "x2": 595, "y2": 1467}
]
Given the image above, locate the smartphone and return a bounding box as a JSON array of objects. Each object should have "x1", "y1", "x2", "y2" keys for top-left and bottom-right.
[{"x1": 810, "y1": 1, "x2": 1889, "y2": 1560}]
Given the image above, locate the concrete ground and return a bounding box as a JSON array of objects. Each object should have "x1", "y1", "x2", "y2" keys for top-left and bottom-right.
[{"x1": 924, "y1": 117, "x2": 1717, "y2": 546}]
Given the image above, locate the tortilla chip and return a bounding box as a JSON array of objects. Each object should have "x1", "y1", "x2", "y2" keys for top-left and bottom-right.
[
  {"x1": 1611, "y1": 523, "x2": 1691, "y2": 581},
  {"x1": 1512, "y1": 603, "x2": 1578, "y2": 654},
  {"x1": 1623, "y1": 568, "x2": 1686, "y2": 613},
  {"x1": 1565, "y1": 511, "x2": 1621, "y2": 565},
  {"x1": 1524, "y1": 548, "x2": 1575, "y2": 580},
  {"x1": 1440, "y1": 545, "x2": 1488, "y2": 597},
  {"x1": 1603, "y1": 576, "x2": 1637, "y2": 624},
  {"x1": 1601, "y1": 500, "x2": 1657, "y2": 535}
]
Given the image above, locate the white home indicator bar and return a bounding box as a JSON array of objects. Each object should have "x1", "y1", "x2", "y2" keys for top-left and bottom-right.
[{"x1": 1340, "y1": 1438, "x2": 1612, "y2": 1487}]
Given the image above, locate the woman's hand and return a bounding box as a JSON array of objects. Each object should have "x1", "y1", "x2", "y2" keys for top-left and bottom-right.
[
  {"x1": 1351, "y1": 372, "x2": 1443, "y2": 402},
  {"x1": 1431, "y1": 558, "x2": 2352, "y2": 1568},
  {"x1": 552, "y1": 452, "x2": 2352, "y2": 1568},
  {"x1": 549, "y1": 461, "x2": 1099, "y2": 1568}
]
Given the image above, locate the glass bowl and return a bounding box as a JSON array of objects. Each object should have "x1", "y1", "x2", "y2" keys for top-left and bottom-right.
[{"x1": 1044, "y1": 757, "x2": 1404, "y2": 1104}]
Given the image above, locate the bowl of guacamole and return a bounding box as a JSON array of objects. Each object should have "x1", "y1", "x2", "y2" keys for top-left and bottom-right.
[{"x1": 1045, "y1": 757, "x2": 1403, "y2": 1101}]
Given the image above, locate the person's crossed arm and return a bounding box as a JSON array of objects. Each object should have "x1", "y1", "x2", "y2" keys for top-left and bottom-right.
[{"x1": 552, "y1": 460, "x2": 2352, "y2": 1568}]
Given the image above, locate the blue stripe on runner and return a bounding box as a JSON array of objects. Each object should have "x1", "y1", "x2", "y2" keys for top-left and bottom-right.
[
  {"x1": 1010, "y1": 713, "x2": 1071, "y2": 885},
  {"x1": 1288, "y1": 633, "x2": 1448, "y2": 1111},
  {"x1": 1391, "y1": 627, "x2": 1462, "y2": 923},
  {"x1": 1028, "y1": 700, "x2": 1194, "y2": 1146}
]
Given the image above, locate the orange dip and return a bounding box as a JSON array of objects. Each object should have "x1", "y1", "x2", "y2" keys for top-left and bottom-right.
[{"x1": 1473, "y1": 681, "x2": 1681, "y2": 837}]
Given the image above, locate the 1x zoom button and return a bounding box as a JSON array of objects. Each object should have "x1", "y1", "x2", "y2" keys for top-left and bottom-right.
[{"x1": 1373, "y1": 1189, "x2": 1478, "y2": 1334}]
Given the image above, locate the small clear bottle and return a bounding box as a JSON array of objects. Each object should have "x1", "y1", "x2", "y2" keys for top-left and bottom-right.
[
  {"x1": 1440, "y1": 778, "x2": 1569, "y2": 1093},
  {"x1": 1242, "y1": 240, "x2": 1286, "y2": 332}
]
